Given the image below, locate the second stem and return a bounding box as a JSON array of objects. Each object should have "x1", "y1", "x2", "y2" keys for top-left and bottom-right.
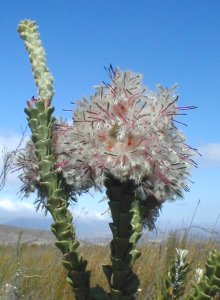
[{"x1": 103, "y1": 175, "x2": 142, "y2": 300}]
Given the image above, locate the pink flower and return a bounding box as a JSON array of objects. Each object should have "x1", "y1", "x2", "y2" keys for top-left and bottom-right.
[
  {"x1": 53, "y1": 68, "x2": 198, "y2": 202},
  {"x1": 15, "y1": 141, "x2": 40, "y2": 196}
]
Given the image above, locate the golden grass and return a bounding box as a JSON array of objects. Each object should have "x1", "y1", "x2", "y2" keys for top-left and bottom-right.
[{"x1": 0, "y1": 231, "x2": 219, "y2": 300}]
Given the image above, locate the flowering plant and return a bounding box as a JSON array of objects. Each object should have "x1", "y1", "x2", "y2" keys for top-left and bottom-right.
[
  {"x1": 53, "y1": 66, "x2": 197, "y2": 203},
  {"x1": 15, "y1": 19, "x2": 220, "y2": 300}
]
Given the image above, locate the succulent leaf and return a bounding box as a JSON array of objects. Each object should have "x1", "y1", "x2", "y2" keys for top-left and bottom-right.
[{"x1": 187, "y1": 250, "x2": 220, "y2": 300}]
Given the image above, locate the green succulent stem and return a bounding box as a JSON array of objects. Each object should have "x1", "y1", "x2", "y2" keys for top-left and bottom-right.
[
  {"x1": 24, "y1": 101, "x2": 91, "y2": 299},
  {"x1": 187, "y1": 250, "x2": 220, "y2": 300},
  {"x1": 18, "y1": 20, "x2": 91, "y2": 300},
  {"x1": 103, "y1": 175, "x2": 142, "y2": 300}
]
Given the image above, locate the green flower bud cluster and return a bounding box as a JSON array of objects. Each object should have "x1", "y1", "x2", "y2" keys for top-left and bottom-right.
[{"x1": 17, "y1": 20, "x2": 54, "y2": 103}]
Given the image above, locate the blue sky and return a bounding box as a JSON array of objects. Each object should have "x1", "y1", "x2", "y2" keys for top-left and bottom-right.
[{"x1": 0, "y1": 0, "x2": 220, "y2": 230}]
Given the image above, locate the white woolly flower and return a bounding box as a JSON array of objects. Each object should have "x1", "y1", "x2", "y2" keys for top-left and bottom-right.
[
  {"x1": 195, "y1": 268, "x2": 204, "y2": 283},
  {"x1": 53, "y1": 67, "x2": 198, "y2": 202},
  {"x1": 175, "y1": 248, "x2": 189, "y2": 267}
]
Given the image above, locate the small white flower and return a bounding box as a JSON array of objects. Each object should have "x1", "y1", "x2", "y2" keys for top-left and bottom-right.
[
  {"x1": 176, "y1": 248, "x2": 189, "y2": 260},
  {"x1": 195, "y1": 268, "x2": 204, "y2": 283},
  {"x1": 2, "y1": 283, "x2": 13, "y2": 294}
]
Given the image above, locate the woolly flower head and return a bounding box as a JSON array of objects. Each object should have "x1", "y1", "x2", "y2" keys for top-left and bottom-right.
[
  {"x1": 175, "y1": 248, "x2": 189, "y2": 266},
  {"x1": 54, "y1": 67, "x2": 198, "y2": 202},
  {"x1": 16, "y1": 140, "x2": 40, "y2": 196}
]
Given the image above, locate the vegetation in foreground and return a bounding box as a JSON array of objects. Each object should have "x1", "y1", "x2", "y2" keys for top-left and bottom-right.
[
  {"x1": 0, "y1": 20, "x2": 219, "y2": 300},
  {"x1": 0, "y1": 230, "x2": 219, "y2": 300},
  {"x1": 14, "y1": 20, "x2": 202, "y2": 299}
]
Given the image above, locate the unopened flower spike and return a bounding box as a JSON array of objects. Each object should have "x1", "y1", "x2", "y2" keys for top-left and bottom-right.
[
  {"x1": 17, "y1": 20, "x2": 54, "y2": 105},
  {"x1": 17, "y1": 20, "x2": 91, "y2": 299}
]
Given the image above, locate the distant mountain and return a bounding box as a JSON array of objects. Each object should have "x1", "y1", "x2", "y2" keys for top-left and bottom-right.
[
  {"x1": 2, "y1": 215, "x2": 111, "y2": 240},
  {"x1": 0, "y1": 224, "x2": 55, "y2": 245},
  {"x1": 1, "y1": 217, "x2": 219, "y2": 245},
  {"x1": 5, "y1": 217, "x2": 52, "y2": 230}
]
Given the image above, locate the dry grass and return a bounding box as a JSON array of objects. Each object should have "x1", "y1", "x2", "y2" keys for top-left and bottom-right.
[{"x1": 0, "y1": 230, "x2": 219, "y2": 300}]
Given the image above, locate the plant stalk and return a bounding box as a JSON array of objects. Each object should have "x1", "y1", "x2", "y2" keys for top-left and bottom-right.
[
  {"x1": 18, "y1": 20, "x2": 91, "y2": 299},
  {"x1": 24, "y1": 100, "x2": 91, "y2": 299},
  {"x1": 103, "y1": 175, "x2": 142, "y2": 299}
]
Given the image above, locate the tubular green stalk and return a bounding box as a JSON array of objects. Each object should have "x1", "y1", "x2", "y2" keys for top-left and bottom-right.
[
  {"x1": 17, "y1": 20, "x2": 91, "y2": 300},
  {"x1": 103, "y1": 175, "x2": 142, "y2": 299}
]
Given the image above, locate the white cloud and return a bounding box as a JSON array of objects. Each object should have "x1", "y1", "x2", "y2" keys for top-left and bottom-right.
[
  {"x1": 0, "y1": 198, "x2": 18, "y2": 212},
  {"x1": 0, "y1": 197, "x2": 43, "y2": 224},
  {"x1": 0, "y1": 134, "x2": 23, "y2": 153},
  {"x1": 0, "y1": 198, "x2": 35, "y2": 213},
  {"x1": 199, "y1": 143, "x2": 220, "y2": 166},
  {"x1": 0, "y1": 196, "x2": 109, "y2": 225}
]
